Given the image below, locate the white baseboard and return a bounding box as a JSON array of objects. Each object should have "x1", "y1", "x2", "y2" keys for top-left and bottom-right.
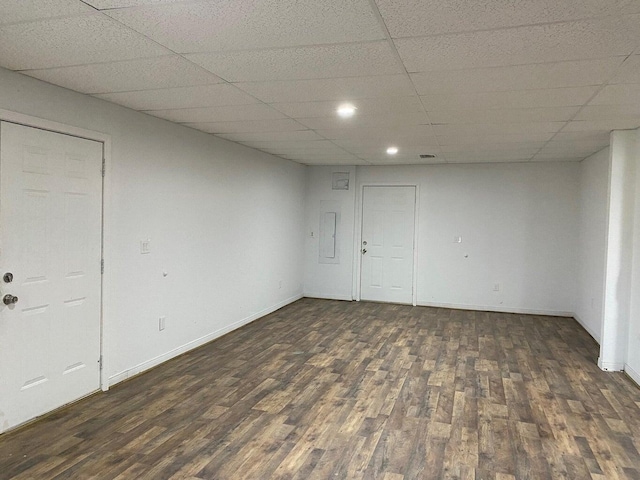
[
  {"x1": 303, "y1": 292, "x2": 353, "y2": 301},
  {"x1": 416, "y1": 300, "x2": 574, "y2": 318},
  {"x1": 108, "y1": 293, "x2": 303, "y2": 387},
  {"x1": 572, "y1": 312, "x2": 601, "y2": 344},
  {"x1": 598, "y1": 357, "x2": 624, "y2": 371},
  {"x1": 624, "y1": 363, "x2": 640, "y2": 387}
]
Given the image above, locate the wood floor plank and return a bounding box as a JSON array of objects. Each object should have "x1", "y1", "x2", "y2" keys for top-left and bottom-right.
[{"x1": 1, "y1": 299, "x2": 640, "y2": 479}]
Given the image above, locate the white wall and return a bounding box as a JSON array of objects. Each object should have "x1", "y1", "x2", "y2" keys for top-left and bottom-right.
[
  {"x1": 302, "y1": 163, "x2": 580, "y2": 315},
  {"x1": 575, "y1": 148, "x2": 610, "y2": 342},
  {"x1": 303, "y1": 166, "x2": 356, "y2": 300},
  {"x1": 0, "y1": 67, "x2": 306, "y2": 385},
  {"x1": 354, "y1": 164, "x2": 579, "y2": 315}
]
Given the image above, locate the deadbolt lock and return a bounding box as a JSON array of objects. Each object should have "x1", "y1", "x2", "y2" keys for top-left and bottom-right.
[
  {"x1": 3, "y1": 294, "x2": 18, "y2": 305},
  {"x1": 3, "y1": 272, "x2": 13, "y2": 283}
]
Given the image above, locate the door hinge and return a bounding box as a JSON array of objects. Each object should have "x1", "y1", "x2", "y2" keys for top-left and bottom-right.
[
  {"x1": 101, "y1": 259, "x2": 104, "y2": 274},
  {"x1": 98, "y1": 355, "x2": 103, "y2": 370},
  {"x1": 102, "y1": 158, "x2": 106, "y2": 177}
]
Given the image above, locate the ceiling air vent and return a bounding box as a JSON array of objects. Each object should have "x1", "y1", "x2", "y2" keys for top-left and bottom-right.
[{"x1": 419, "y1": 154, "x2": 436, "y2": 159}]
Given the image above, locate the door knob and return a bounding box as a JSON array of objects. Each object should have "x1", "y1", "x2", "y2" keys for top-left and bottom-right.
[
  {"x1": 3, "y1": 294, "x2": 18, "y2": 305},
  {"x1": 362, "y1": 248, "x2": 367, "y2": 254}
]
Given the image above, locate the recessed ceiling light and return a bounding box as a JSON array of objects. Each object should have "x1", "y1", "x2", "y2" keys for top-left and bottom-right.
[
  {"x1": 386, "y1": 146, "x2": 398, "y2": 155},
  {"x1": 337, "y1": 104, "x2": 356, "y2": 118}
]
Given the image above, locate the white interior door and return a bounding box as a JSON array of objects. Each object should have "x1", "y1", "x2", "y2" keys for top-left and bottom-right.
[
  {"x1": 0, "y1": 121, "x2": 103, "y2": 433},
  {"x1": 360, "y1": 186, "x2": 416, "y2": 304}
]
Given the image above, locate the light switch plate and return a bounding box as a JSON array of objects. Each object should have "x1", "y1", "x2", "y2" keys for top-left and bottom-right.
[{"x1": 140, "y1": 240, "x2": 151, "y2": 254}]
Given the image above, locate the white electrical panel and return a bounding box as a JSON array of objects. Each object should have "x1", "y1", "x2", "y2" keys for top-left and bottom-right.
[
  {"x1": 318, "y1": 201, "x2": 340, "y2": 264},
  {"x1": 320, "y1": 212, "x2": 336, "y2": 258}
]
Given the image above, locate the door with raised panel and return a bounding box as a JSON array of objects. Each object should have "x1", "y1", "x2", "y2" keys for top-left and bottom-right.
[
  {"x1": 0, "y1": 121, "x2": 103, "y2": 433},
  {"x1": 360, "y1": 186, "x2": 416, "y2": 304}
]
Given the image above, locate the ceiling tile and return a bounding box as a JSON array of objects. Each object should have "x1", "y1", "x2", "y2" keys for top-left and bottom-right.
[
  {"x1": 94, "y1": 84, "x2": 259, "y2": 110},
  {"x1": 429, "y1": 107, "x2": 579, "y2": 124},
  {"x1": 445, "y1": 156, "x2": 531, "y2": 164},
  {"x1": 395, "y1": 16, "x2": 640, "y2": 73},
  {"x1": 562, "y1": 119, "x2": 640, "y2": 131},
  {"x1": 282, "y1": 152, "x2": 361, "y2": 160},
  {"x1": 236, "y1": 140, "x2": 341, "y2": 152},
  {"x1": 448, "y1": 149, "x2": 540, "y2": 158},
  {"x1": 610, "y1": 55, "x2": 640, "y2": 84},
  {"x1": 316, "y1": 125, "x2": 437, "y2": 141},
  {"x1": 84, "y1": 0, "x2": 187, "y2": 8},
  {"x1": 187, "y1": 42, "x2": 401, "y2": 82},
  {"x1": 376, "y1": 0, "x2": 640, "y2": 37},
  {"x1": 296, "y1": 113, "x2": 429, "y2": 130},
  {"x1": 216, "y1": 131, "x2": 324, "y2": 142},
  {"x1": 268, "y1": 141, "x2": 348, "y2": 149},
  {"x1": 184, "y1": 119, "x2": 307, "y2": 134},
  {"x1": 24, "y1": 56, "x2": 222, "y2": 94},
  {"x1": 432, "y1": 122, "x2": 564, "y2": 136},
  {"x1": 365, "y1": 158, "x2": 439, "y2": 166},
  {"x1": 437, "y1": 133, "x2": 555, "y2": 145},
  {"x1": 440, "y1": 143, "x2": 547, "y2": 154},
  {"x1": 145, "y1": 104, "x2": 286, "y2": 123},
  {"x1": 421, "y1": 87, "x2": 596, "y2": 111},
  {"x1": 589, "y1": 84, "x2": 640, "y2": 106},
  {"x1": 536, "y1": 145, "x2": 606, "y2": 157},
  {"x1": 531, "y1": 154, "x2": 586, "y2": 162},
  {"x1": 575, "y1": 104, "x2": 640, "y2": 120},
  {"x1": 0, "y1": 14, "x2": 168, "y2": 70},
  {"x1": 542, "y1": 140, "x2": 609, "y2": 152},
  {"x1": 262, "y1": 147, "x2": 352, "y2": 157},
  {"x1": 0, "y1": 0, "x2": 94, "y2": 25},
  {"x1": 331, "y1": 139, "x2": 439, "y2": 153},
  {"x1": 552, "y1": 131, "x2": 611, "y2": 143},
  {"x1": 442, "y1": 142, "x2": 546, "y2": 158},
  {"x1": 235, "y1": 75, "x2": 415, "y2": 104},
  {"x1": 106, "y1": 0, "x2": 383, "y2": 53},
  {"x1": 294, "y1": 158, "x2": 370, "y2": 165},
  {"x1": 445, "y1": 154, "x2": 536, "y2": 162},
  {"x1": 410, "y1": 58, "x2": 624, "y2": 94},
  {"x1": 342, "y1": 145, "x2": 441, "y2": 155},
  {"x1": 270, "y1": 96, "x2": 423, "y2": 118},
  {"x1": 537, "y1": 149, "x2": 602, "y2": 159},
  {"x1": 281, "y1": 155, "x2": 364, "y2": 165}
]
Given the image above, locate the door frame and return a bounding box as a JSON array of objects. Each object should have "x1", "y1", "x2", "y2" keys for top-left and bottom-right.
[
  {"x1": 0, "y1": 108, "x2": 112, "y2": 393},
  {"x1": 353, "y1": 183, "x2": 419, "y2": 306}
]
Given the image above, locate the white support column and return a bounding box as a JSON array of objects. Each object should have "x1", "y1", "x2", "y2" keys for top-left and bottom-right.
[
  {"x1": 625, "y1": 128, "x2": 640, "y2": 382},
  {"x1": 599, "y1": 129, "x2": 638, "y2": 371}
]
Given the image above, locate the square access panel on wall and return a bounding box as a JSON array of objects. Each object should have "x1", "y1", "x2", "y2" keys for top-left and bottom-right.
[{"x1": 332, "y1": 172, "x2": 350, "y2": 190}]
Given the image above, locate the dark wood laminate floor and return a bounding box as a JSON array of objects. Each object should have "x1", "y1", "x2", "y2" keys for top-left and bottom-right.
[{"x1": 1, "y1": 298, "x2": 640, "y2": 479}]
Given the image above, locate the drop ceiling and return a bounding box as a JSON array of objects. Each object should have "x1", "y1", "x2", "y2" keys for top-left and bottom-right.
[{"x1": 1, "y1": 0, "x2": 640, "y2": 166}]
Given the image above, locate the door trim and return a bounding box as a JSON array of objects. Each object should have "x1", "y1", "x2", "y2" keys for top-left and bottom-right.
[
  {"x1": 353, "y1": 184, "x2": 419, "y2": 306},
  {"x1": 0, "y1": 109, "x2": 112, "y2": 393}
]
